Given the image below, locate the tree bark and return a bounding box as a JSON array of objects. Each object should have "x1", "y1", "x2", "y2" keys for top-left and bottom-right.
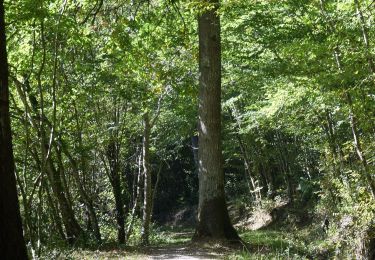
[
  {"x1": 106, "y1": 141, "x2": 125, "y2": 244},
  {"x1": 193, "y1": 0, "x2": 239, "y2": 242},
  {"x1": 44, "y1": 153, "x2": 83, "y2": 243},
  {"x1": 141, "y1": 112, "x2": 152, "y2": 245},
  {"x1": 0, "y1": 0, "x2": 28, "y2": 257},
  {"x1": 71, "y1": 103, "x2": 102, "y2": 241},
  {"x1": 11, "y1": 64, "x2": 83, "y2": 244},
  {"x1": 125, "y1": 150, "x2": 143, "y2": 241},
  {"x1": 44, "y1": 179, "x2": 66, "y2": 241}
]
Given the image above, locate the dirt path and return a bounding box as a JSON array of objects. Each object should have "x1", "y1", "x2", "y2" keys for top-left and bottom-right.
[
  {"x1": 68, "y1": 230, "x2": 237, "y2": 259},
  {"x1": 69, "y1": 244, "x2": 228, "y2": 259},
  {"x1": 143, "y1": 244, "x2": 225, "y2": 259}
]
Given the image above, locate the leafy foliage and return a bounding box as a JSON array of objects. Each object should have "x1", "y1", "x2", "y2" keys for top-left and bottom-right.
[{"x1": 4, "y1": 0, "x2": 375, "y2": 258}]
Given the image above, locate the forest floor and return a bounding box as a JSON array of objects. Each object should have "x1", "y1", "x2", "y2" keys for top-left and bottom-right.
[
  {"x1": 68, "y1": 229, "x2": 231, "y2": 259},
  {"x1": 64, "y1": 227, "x2": 312, "y2": 259},
  {"x1": 70, "y1": 245, "x2": 227, "y2": 259},
  {"x1": 137, "y1": 244, "x2": 228, "y2": 259},
  {"x1": 56, "y1": 202, "x2": 320, "y2": 259}
]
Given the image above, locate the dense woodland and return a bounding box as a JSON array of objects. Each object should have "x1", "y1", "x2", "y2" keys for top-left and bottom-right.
[{"x1": 0, "y1": 0, "x2": 375, "y2": 259}]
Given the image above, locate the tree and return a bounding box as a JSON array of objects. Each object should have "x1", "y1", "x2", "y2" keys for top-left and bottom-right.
[
  {"x1": 140, "y1": 112, "x2": 151, "y2": 245},
  {"x1": 193, "y1": 0, "x2": 239, "y2": 242},
  {"x1": 0, "y1": 0, "x2": 28, "y2": 258}
]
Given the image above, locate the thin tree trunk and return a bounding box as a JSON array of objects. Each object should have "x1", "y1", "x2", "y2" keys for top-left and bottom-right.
[
  {"x1": 61, "y1": 142, "x2": 101, "y2": 242},
  {"x1": 71, "y1": 103, "x2": 102, "y2": 241},
  {"x1": 354, "y1": 0, "x2": 375, "y2": 73},
  {"x1": 345, "y1": 92, "x2": 375, "y2": 197},
  {"x1": 45, "y1": 154, "x2": 83, "y2": 243},
  {"x1": 141, "y1": 112, "x2": 152, "y2": 245},
  {"x1": 29, "y1": 146, "x2": 66, "y2": 241},
  {"x1": 229, "y1": 108, "x2": 260, "y2": 202},
  {"x1": 151, "y1": 162, "x2": 163, "y2": 218},
  {"x1": 55, "y1": 147, "x2": 74, "y2": 210},
  {"x1": 12, "y1": 67, "x2": 83, "y2": 243},
  {"x1": 125, "y1": 150, "x2": 143, "y2": 241},
  {"x1": 106, "y1": 141, "x2": 125, "y2": 244},
  {"x1": 44, "y1": 180, "x2": 66, "y2": 240},
  {"x1": 320, "y1": 0, "x2": 375, "y2": 198},
  {"x1": 322, "y1": 110, "x2": 347, "y2": 188}
]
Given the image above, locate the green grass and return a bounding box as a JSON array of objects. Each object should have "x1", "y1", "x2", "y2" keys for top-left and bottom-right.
[
  {"x1": 151, "y1": 225, "x2": 194, "y2": 245},
  {"x1": 225, "y1": 229, "x2": 311, "y2": 260}
]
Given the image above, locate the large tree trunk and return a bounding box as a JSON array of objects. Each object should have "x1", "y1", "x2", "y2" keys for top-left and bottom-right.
[
  {"x1": 0, "y1": 0, "x2": 28, "y2": 257},
  {"x1": 193, "y1": 0, "x2": 239, "y2": 242}
]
